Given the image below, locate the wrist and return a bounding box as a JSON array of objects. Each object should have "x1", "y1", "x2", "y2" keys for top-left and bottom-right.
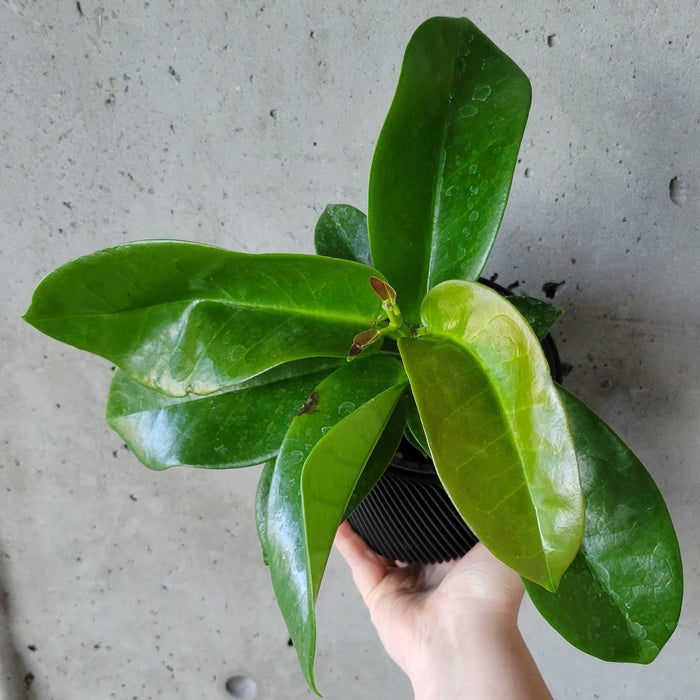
[
  {"x1": 407, "y1": 612, "x2": 506, "y2": 691},
  {"x1": 408, "y1": 615, "x2": 549, "y2": 700}
]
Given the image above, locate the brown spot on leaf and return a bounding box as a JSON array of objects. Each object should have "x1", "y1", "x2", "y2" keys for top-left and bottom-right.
[{"x1": 296, "y1": 390, "x2": 320, "y2": 416}]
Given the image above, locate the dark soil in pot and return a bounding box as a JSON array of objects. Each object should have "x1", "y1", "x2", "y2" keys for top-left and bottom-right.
[{"x1": 348, "y1": 280, "x2": 564, "y2": 565}]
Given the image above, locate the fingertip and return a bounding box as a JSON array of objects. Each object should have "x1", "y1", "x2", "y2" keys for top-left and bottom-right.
[
  {"x1": 334, "y1": 520, "x2": 374, "y2": 564},
  {"x1": 335, "y1": 518, "x2": 354, "y2": 541},
  {"x1": 333, "y1": 520, "x2": 358, "y2": 557}
]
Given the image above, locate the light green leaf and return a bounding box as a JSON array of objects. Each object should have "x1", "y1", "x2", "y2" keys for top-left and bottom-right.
[
  {"x1": 265, "y1": 355, "x2": 408, "y2": 692},
  {"x1": 23, "y1": 240, "x2": 386, "y2": 396},
  {"x1": 398, "y1": 280, "x2": 583, "y2": 590},
  {"x1": 524, "y1": 386, "x2": 683, "y2": 663},
  {"x1": 314, "y1": 204, "x2": 372, "y2": 266},
  {"x1": 368, "y1": 17, "x2": 531, "y2": 323},
  {"x1": 106, "y1": 358, "x2": 343, "y2": 470},
  {"x1": 506, "y1": 295, "x2": 563, "y2": 340}
]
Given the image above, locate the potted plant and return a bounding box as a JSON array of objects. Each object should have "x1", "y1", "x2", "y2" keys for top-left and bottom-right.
[{"x1": 23, "y1": 16, "x2": 682, "y2": 694}]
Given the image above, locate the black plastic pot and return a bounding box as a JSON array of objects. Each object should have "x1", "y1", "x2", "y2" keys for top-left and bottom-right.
[{"x1": 348, "y1": 280, "x2": 563, "y2": 564}]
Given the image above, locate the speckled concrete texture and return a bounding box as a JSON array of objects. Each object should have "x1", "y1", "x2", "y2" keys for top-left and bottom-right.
[{"x1": 2, "y1": 1, "x2": 698, "y2": 698}]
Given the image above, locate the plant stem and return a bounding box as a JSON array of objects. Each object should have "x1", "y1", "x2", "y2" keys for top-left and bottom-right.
[{"x1": 382, "y1": 300, "x2": 411, "y2": 338}]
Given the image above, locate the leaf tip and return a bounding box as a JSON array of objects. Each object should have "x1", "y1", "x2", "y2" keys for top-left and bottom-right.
[
  {"x1": 347, "y1": 328, "x2": 381, "y2": 359},
  {"x1": 369, "y1": 276, "x2": 396, "y2": 303}
]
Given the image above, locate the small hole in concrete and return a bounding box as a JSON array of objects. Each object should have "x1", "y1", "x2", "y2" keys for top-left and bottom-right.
[
  {"x1": 669, "y1": 176, "x2": 687, "y2": 206},
  {"x1": 225, "y1": 675, "x2": 258, "y2": 699},
  {"x1": 547, "y1": 34, "x2": 556, "y2": 47}
]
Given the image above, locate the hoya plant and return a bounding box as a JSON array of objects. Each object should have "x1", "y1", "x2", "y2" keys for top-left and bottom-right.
[{"x1": 24, "y1": 17, "x2": 682, "y2": 693}]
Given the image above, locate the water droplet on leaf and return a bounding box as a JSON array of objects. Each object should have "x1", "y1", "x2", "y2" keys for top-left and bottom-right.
[
  {"x1": 338, "y1": 401, "x2": 355, "y2": 416},
  {"x1": 472, "y1": 84, "x2": 492, "y2": 102},
  {"x1": 288, "y1": 450, "x2": 304, "y2": 465},
  {"x1": 459, "y1": 104, "x2": 478, "y2": 118}
]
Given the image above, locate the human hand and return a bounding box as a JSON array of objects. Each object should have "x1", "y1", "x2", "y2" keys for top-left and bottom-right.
[{"x1": 334, "y1": 520, "x2": 552, "y2": 699}]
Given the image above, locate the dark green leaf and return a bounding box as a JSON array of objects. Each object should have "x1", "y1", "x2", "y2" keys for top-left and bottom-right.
[
  {"x1": 265, "y1": 355, "x2": 408, "y2": 691},
  {"x1": 255, "y1": 461, "x2": 275, "y2": 566},
  {"x1": 398, "y1": 281, "x2": 583, "y2": 591},
  {"x1": 368, "y1": 17, "x2": 531, "y2": 323},
  {"x1": 524, "y1": 387, "x2": 683, "y2": 663},
  {"x1": 106, "y1": 358, "x2": 343, "y2": 470},
  {"x1": 23, "y1": 240, "x2": 386, "y2": 396},
  {"x1": 506, "y1": 295, "x2": 563, "y2": 340},
  {"x1": 314, "y1": 204, "x2": 372, "y2": 266}
]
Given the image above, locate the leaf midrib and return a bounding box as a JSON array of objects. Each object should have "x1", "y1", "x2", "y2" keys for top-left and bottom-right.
[
  {"x1": 27, "y1": 294, "x2": 380, "y2": 327},
  {"x1": 426, "y1": 67, "x2": 457, "y2": 296}
]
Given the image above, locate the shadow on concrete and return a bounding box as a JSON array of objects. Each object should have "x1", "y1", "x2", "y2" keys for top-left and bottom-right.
[{"x1": 0, "y1": 552, "x2": 36, "y2": 700}]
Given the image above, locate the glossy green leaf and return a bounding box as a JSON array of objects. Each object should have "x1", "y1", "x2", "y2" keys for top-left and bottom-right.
[
  {"x1": 255, "y1": 461, "x2": 275, "y2": 567},
  {"x1": 106, "y1": 358, "x2": 343, "y2": 470},
  {"x1": 368, "y1": 17, "x2": 531, "y2": 323},
  {"x1": 506, "y1": 295, "x2": 563, "y2": 340},
  {"x1": 256, "y1": 386, "x2": 404, "y2": 571},
  {"x1": 314, "y1": 204, "x2": 372, "y2": 266},
  {"x1": 302, "y1": 386, "x2": 407, "y2": 597},
  {"x1": 23, "y1": 240, "x2": 386, "y2": 396},
  {"x1": 398, "y1": 280, "x2": 583, "y2": 590},
  {"x1": 265, "y1": 355, "x2": 408, "y2": 691},
  {"x1": 524, "y1": 386, "x2": 683, "y2": 663}
]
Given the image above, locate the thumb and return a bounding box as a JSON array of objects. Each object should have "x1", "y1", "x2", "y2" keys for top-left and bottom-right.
[{"x1": 334, "y1": 521, "x2": 395, "y2": 604}]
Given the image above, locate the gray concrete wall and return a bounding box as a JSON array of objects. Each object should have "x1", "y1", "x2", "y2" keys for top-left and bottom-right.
[{"x1": 2, "y1": 1, "x2": 698, "y2": 698}]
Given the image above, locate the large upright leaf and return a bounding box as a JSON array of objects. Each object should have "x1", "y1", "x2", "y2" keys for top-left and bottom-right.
[
  {"x1": 524, "y1": 387, "x2": 683, "y2": 663},
  {"x1": 368, "y1": 17, "x2": 531, "y2": 323},
  {"x1": 265, "y1": 355, "x2": 408, "y2": 692},
  {"x1": 398, "y1": 280, "x2": 583, "y2": 590},
  {"x1": 23, "y1": 240, "x2": 386, "y2": 396},
  {"x1": 314, "y1": 204, "x2": 372, "y2": 266},
  {"x1": 106, "y1": 358, "x2": 343, "y2": 470}
]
